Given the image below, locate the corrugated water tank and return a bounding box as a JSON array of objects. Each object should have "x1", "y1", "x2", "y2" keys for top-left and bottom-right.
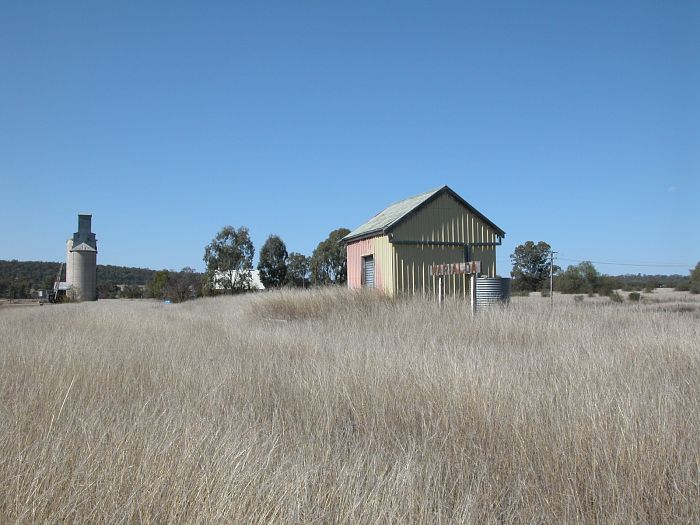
[{"x1": 476, "y1": 277, "x2": 511, "y2": 311}]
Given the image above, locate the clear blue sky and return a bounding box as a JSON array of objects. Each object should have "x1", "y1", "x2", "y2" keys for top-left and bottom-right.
[{"x1": 1, "y1": 2, "x2": 698, "y2": 276}]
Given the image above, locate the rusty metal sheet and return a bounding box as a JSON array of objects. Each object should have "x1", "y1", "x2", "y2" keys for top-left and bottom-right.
[{"x1": 429, "y1": 261, "x2": 481, "y2": 276}]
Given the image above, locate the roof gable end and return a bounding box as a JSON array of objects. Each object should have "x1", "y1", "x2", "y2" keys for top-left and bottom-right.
[
  {"x1": 71, "y1": 242, "x2": 97, "y2": 252},
  {"x1": 342, "y1": 185, "x2": 505, "y2": 243}
]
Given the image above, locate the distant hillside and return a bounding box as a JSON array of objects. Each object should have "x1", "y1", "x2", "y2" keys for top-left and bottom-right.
[
  {"x1": 96, "y1": 264, "x2": 158, "y2": 286},
  {"x1": 0, "y1": 260, "x2": 157, "y2": 297},
  {"x1": 608, "y1": 273, "x2": 689, "y2": 291}
]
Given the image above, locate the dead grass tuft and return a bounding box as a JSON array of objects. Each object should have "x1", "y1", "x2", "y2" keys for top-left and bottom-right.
[{"x1": 247, "y1": 287, "x2": 396, "y2": 321}]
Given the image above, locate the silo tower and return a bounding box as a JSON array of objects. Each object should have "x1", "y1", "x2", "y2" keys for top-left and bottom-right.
[
  {"x1": 68, "y1": 214, "x2": 98, "y2": 301},
  {"x1": 65, "y1": 238, "x2": 74, "y2": 285}
]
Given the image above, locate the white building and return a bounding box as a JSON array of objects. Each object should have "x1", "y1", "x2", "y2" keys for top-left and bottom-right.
[{"x1": 211, "y1": 269, "x2": 265, "y2": 291}]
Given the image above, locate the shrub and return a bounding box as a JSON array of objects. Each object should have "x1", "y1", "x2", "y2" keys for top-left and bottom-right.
[
  {"x1": 573, "y1": 295, "x2": 584, "y2": 303},
  {"x1": 597, "y1": 278, "x2": 615, "y2": 298},
  {"x1": 690, "y1": 262, "x2": 700, "y2": 294},
  {"x1": 609, "y1": 291, "x2": 624, "y2": 303},
  {"x1": 628, "y1": 292, "x2": 641, "y2": 302},
  {"x1": 556, "y1": 261, "x2": 599, "y2": 295}
]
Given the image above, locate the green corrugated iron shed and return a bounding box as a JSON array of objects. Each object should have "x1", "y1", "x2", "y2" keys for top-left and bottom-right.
[{"x1": 344, "y1": 185, "x2": 505, "y2": 297}]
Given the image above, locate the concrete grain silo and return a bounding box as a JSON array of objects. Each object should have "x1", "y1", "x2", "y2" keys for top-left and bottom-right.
[
  {"x1": 65, "y1": 239, "x2": 74, "y2": 286},
  {"x1": 68, "y1": 214, "x2": 98, "y2": 301}
]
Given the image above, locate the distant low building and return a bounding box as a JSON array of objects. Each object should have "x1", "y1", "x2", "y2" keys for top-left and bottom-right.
[
  {"x1": 342, "y1": 185, "x2": 505, "y2": 298},
  {"x1": 210, "y1": 269, "x2": 265, "y2": 292}
]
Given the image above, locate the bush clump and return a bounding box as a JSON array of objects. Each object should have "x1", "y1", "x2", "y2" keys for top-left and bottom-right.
[{"x1": 609, "y1": 291, "x2": 624, "y2": 303}]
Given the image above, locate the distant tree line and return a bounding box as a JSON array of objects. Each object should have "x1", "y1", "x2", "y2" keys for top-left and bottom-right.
[
  {"x1": 509, "y1": 241, "x2": 698, "y2": 296},
  {"x1": 8, "y1": 236, "x2": 694, "y2": 301},
  {"x1": 0, "y1": 260, "x2": 158, "y2": 299},
  {"x1": 557, "y1": 262, "x2": 695, "y2": 295},
  {"x1": 1, "y1": 223, "x2": 353, "y2": 301},
  {"x1": 97, "y1": 265, "x2": 158, "y2": 285}
]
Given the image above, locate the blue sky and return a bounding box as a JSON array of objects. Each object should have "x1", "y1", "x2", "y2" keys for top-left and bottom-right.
[{"x1": 1, "y1": 2, "x2": 698, "y2": 276}]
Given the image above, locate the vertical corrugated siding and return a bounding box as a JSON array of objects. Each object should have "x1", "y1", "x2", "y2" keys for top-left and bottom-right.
[
  {"x1": 393, "y1": 244, "x2": 469, "y2": 298},
  {"x1": 347, "y1": 238, "x2": 374, "y2": 289},
  {"x1": 389, "y1": 192, "x2": 499, "y2": 297},
  {"x1": 372, "y1": 235, "x2": 394, "y2": 296},
  {"x1": 346, "y1": 236, "x2": 393, "y2": 294}
]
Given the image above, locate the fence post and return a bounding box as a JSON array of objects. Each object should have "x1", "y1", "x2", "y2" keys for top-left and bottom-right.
[{"x1": 470, "y1": 274, "x2": 477, "y2": 316}]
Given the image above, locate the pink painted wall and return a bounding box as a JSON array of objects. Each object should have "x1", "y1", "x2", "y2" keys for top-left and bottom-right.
[{"x1": 346, "y1": 238, "x2": 382, "y2": 290}]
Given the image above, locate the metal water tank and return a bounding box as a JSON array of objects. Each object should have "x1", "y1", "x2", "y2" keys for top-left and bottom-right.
[{"x1": 476, "y1": 277, "x2": 511, "y2": 311}]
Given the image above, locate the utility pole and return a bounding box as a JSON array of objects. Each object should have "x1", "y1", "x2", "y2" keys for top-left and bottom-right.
[{"x1": 550, "y1": 250, "x2": 557, "y2": 306}]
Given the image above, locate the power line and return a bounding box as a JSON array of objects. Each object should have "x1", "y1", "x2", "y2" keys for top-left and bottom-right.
[
  {"x1": 556, "y1": 257, "x2": 694, "y2": 268},
  {"x1": 496, "y1": 256, "x2": 695, "y2": 268},
  {"x1": 497, "y1": 255, "x2": 694, "y2": 268},
  {"x1": 497, "y1": 257, "x2": 694, "y2": 268}
]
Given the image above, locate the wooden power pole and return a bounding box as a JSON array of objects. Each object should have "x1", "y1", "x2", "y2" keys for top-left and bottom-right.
[{"x1": 550, "y1": 251, "x2": 557, "y2": 306}]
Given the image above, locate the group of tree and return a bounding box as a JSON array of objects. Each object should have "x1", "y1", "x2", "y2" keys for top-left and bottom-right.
[
  {"x1": 202, "y1": 225, "x2": 350, "y2": 294},
  {"x1": 555, "y1": 261, "x2": 622, "y2": 296},
  {"x1": 0, "y1": 260, "x2": 62, "y2": 292},
  {"x1": 145, "y1": 267, "x2": 203, "y2": 302},
  {"x1": 97, "y1": 265, "x2": 157, "y2": 286},
  {"x1": 556, "y1": 261, "x2": 602, "y2": 295},
  {"x1": 203, "y1": 226, "x2": 257, "y2": 294},
  {"x1": 509, "y1": 241, "x2": 559, "y2": 293},
  {"x1": 309, "y1": 228, "x2": 350, "y2": 285},
  {"x1": 0, "y1": 277, "x2": 34, "y2": 299},
  {"x1": 682, "y1": 262, "x2": 700, "y2": 294},
  {"x1": 509, "y1": 241, "x2": 699, "y2": 296}
]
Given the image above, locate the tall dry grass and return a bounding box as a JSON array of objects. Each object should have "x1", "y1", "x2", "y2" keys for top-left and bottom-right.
[{"x1": 1, "y1": 289, "x2": 698, "y2": 523}]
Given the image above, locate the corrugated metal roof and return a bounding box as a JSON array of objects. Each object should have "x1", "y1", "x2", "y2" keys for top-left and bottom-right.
[
  {"x1": 342, "y1": 185, "x2": 505, "y2": 242},
  {"x1": 342, "y1": 187, "x2": 443, "y2": 242}
]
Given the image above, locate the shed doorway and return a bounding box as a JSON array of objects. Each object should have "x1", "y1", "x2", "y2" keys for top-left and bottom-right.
[{"x1": 362, "y1": 255, "x2": 375, "y2": 288}]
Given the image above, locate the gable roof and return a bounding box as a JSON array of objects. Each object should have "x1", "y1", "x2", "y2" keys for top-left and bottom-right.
[
  {"x1": 71, "y1": 242, "x2": 97, "y2": 252},
  {"x1": 342, "y1": 185, "x2": 505, "y2": 243}
]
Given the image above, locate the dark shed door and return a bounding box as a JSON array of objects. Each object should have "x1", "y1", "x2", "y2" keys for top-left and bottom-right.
[{"x1": 362, "y1": 255, "x2": 375, "y2": 288}]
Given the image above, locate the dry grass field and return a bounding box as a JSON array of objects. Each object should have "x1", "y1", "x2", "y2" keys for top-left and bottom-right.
[{"x1": 1, "y1": 289, "x2": 698, "y2": 523}]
